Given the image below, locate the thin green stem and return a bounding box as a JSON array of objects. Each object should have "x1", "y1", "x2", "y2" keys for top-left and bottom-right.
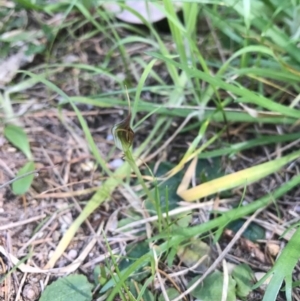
[{"x1": 124, "y1": 149, "x2": 155, "y2": 205}]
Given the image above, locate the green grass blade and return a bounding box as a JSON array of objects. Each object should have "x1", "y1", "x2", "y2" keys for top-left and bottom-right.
[
  {"x1": 253, "y1": 227, "x2": 300, "y2": 301},
  {"x1": 148, "y1": 52, "x2": 300, "y2": 119}
]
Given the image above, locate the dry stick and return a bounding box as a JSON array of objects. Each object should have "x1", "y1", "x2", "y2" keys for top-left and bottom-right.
[
  {"x1": 116, "y1": 198, "x2": 235, "y2": 232},
  {"x1": 0, "y1": 256, "x2": 8, "y2": 300},
  {"x1": 41, "y1": 147, "x2": 100, "y2": 244},
  {"x1": 14, "y1": 272, "x2": 27, "y2": 301},
  {"x1": 81, "y1": 247, "x2": 121, "y2": 269},
  {"x1": 0, "y1": 244, "x2": 121, "y2": 275},
  {"x1": 256, "y1": 139, "x2": 300, "y2": 164},
  {"x1": 34, "y1": 178, "x2": 96, "y2": 195},
  {"x1": 293, "y1": 291, "x2": 300, "y2": 301},
  {"x1": 170, "y1": 255, "x2": 209, "y2": 278},
  {"x1": 144, "y1": 113, "x2": 195, "y2": 163},
  {"x1": 158, "y1": 268, "x2": 189, "y2": 301},
  {"x1": 0, "y1": 214, "x2": 46, "y2": 231},
  {"x1": 0, "y1": 222, "x2": 107, "y2": 275},
  {"x1": 6, "y1": 232, "x2": 19, "y2": 295},
  {"x1": 153, "y1": 247, "x2": 170, "y2": 301},
  {"x1": 0, "y1": 158, "x2": 15, "y2": 178},
  {"x1": 33, "y1": 186, "x2": 99, "y2": 199},
  {"x1": 17, "y1": 214, "x2": 57, "y2": 255},
  {"x1": 217, "y1": 243, "x2": 229, "y2": 301},
  {"x1": 171, "y1": 207, "x2": 265, "y2": 301}
]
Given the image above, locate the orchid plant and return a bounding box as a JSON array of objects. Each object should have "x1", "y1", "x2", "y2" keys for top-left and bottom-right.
[{"x1": 112, "y1": 90, "x2": 155, "y2": 204}]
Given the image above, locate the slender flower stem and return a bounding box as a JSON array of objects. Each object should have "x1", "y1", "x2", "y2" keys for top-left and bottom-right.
[{"x1": 124, "y1": 149, "x2": 155, "y2": 204}]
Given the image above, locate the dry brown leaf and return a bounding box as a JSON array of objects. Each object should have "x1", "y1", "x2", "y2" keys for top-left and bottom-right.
[
  {"x1": 266, "y1": 242, "x2": 280, "y2": 257},
  {"x1": 177, "y1": 156, "x2": 198, "y2": 195},
  {"x1": 240, "y1": 237, "x2": 266, "y2": 263},
  {"x1": 0, "y1": 48, "x2": 34, "y2": 85}
]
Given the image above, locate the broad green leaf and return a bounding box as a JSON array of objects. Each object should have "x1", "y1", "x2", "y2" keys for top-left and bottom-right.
[
  {"x1": 118, "y1": 241, "x2": 149, "y2": 271},
  {"x1": 197, "y1": 157, "x2": 223, "y2": 183},
  {"x1": 12, "y1": 161, "x2": 35, "y2": 195},
  {"x1": 158, "y1": 288, "x2": 180, "y2": 301},
  {"x1": 227, "y1": 219, "x2": 265, "y2": 242},
  {"x1": 177, "y1": 239, "x2": 211, "y2": 273},
  {"x1": 145, "y1": 161, "x2": 184, "y2": 213},
  {"x1": 4, "y1": 124, "x2": 32, "y2": 160},
  {"x1": 190, "y1": 270, "x2": 236, "y2": 301},
  {"x1": 117, "y1": 212, "x2": 141, "y2": 229},
  {"x1": 100, "y1": 243, "x2": 151, "y2": 295},
  {"x1": 93, "y1": 265, "x2": 101, "y2": 285},
  {"x1": 232, "y1": 264, "x2": 255, "y2": 298},
  {"x1": 25, "y1": 43, "x2": 46, "y2": 55},
  {"x1": 100, "y1": 252, "x2": 154, "y2": 298},
  {"x1": 174, "y1": 211, "x2": 192, "y2": 228},
  {"x1": 39, "y1": 274, "x2": 93, "y2": 301}
]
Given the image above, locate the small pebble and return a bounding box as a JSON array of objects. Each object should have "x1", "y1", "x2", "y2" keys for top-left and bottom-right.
[
  {"x1": 31, "y1": 277, "x2": 39, "y2": 283},
  {"x1": 93, "y1": 213, "x2": 101, "y2": 220},
  {"x1": 23, "y1": 284, "x2": 39, "y2": 300},
  {"x1": 59, "y1": 212, "x2": 73, "y2": 233},
  {"x1": 35, "y1": 231, "x2": 44, "y2": 239},
  {"x1": 63, "y1": 54, "x2": 79, "y2": 63},
  {"x1": 68, "y1": 249, "x2": 78, "y2": 260},
  {"x1": 48, "y1": 250, "x2": 54, "y2": 260},
  {"x1": 80, "y1": 161, "x2": 95, "y2": 172},
  {"x1": 265, "y1": 230, "x2": 273, "y2": 240},
  {"x1": 107, "y1": 133, "x2": 113, "y2": 141},
  {"x1": 52, "y1": 231, "x2": 60, "y2": 242},
  {"x1": 55, "y1": 199, "x2": 68, "y2": 210},
  {"x1": 108, "y1": 158, "x2": 124, "y2": 170}
]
